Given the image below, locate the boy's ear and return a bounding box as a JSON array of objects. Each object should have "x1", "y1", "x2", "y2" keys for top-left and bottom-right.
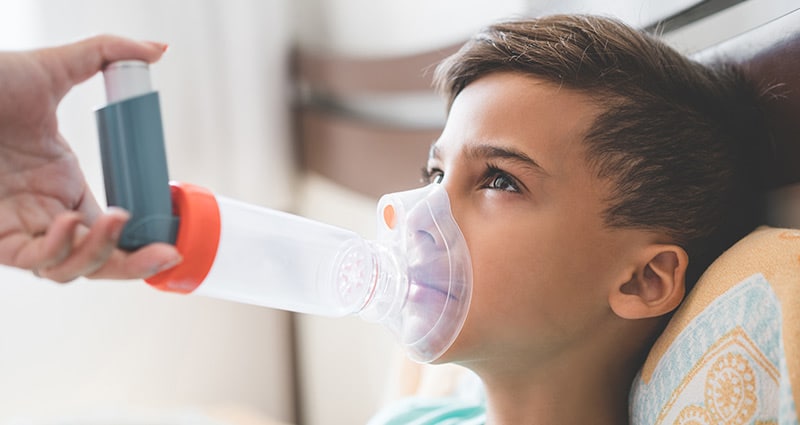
[{"x1": 609, "y1": 245, "x2": 688, "y2": 320}]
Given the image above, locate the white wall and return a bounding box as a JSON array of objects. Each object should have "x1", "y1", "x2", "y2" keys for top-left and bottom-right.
[
  {"x1": 0, "y1": 1, "x2": 295, "y2": 422},
  {"x1": 0, "y1": 270, "x2": 293, "y2": 422},
  {"x1": 292, "y1": 0, "x2": 532, "y2": 57}
]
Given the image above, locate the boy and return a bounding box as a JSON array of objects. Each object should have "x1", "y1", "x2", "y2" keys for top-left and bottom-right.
[{"x1": 370, "y1": 14, "x2": 764, "y2": 424}]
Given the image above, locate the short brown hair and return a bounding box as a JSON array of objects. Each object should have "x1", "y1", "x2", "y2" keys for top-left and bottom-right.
[{"x1": 434, "y1": 15, "x2": 766, "y2": 288}]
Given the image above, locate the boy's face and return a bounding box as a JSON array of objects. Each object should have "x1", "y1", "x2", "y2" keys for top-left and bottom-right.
[{"x1": 428, "y1": 72, "x2": 648, "y2": 366}]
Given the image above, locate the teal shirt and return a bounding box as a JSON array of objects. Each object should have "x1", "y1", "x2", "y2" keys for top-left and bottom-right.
[{"x1": 367, "y1": 397, "x2": 487, "y2": 425}]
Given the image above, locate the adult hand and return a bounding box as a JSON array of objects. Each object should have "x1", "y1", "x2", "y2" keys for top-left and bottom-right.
[{"x1": 0, "y1": 35, "x2": 182, "y2": 282}]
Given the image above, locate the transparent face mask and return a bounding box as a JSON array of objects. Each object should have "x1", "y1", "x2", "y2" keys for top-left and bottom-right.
[{"x1": 354, "y1": 184, "x2": 473, "y2": 363}]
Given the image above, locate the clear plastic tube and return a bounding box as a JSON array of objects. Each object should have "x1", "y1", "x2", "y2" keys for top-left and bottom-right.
[
  {"x1": 194, "y1": 195, "x2": 379, "y2": 316},
  {"x1": 146, "y1": 182, "x2": 472, "y2": 363}
]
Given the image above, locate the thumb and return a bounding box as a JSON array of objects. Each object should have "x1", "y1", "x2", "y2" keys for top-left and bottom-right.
[{"x1": 38, "y1": 34, "x2": 168, "y2": 97}]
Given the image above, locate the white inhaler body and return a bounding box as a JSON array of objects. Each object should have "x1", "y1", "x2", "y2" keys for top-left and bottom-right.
[{"x1": 147, "y1": 183, "x2": 473, "y2": 363}]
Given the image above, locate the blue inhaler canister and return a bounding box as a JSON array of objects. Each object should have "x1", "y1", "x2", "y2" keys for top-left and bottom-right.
[{"x1": 95, "y1": 61, "x2": 178, "y2": 250}]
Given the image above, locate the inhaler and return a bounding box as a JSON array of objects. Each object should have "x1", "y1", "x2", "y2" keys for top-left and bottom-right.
[{"x1": 94, "y1": 61, "x2": 473, "y2": 363}]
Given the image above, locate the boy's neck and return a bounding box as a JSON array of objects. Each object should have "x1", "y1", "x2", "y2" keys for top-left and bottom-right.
[
  {"x1": 462, "y1": 318, "x2": 657, "y2": 425},
  {"x1": 479, "y1": 359, "x2": 633, "y2": 425}
]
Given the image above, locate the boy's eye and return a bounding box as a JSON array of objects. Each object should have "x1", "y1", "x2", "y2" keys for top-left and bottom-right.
[
  {"x1": 422, "y1": 167, "x2": 444, "y2": 184},
  {"x1": 484, "y1": 168, "x2": 520, "y2": 193}
]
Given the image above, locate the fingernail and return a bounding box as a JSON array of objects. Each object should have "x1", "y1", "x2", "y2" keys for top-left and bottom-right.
[
  {"x1": 106, "y1": 206, "x2": 130, "y2": 219},
  {"x1": 106, "y1": 208, "x2": 129, "y2": 241},
  {"x1": 110, "y1": 219, "x2": 126, "y2": 241},
  {"x1": 145, "y1": 41, "x2": 169, "y2": 52},
  {"x1": 111, "y1": 223, "x2": 124, "y2": 242}
]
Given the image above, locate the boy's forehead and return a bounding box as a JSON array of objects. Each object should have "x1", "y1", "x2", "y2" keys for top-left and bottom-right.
[{"x1": 432, "y1": 72, "x2": 601, "y2": 174}]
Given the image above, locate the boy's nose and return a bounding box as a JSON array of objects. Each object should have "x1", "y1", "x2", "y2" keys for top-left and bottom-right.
[
  {"x1": 378, "y1": 184, "x2": 455, "y2": 250},
  {"x1": 440, "y1": 180, "x2": 463, "y2": 225},
  {"x1": 403, "y1": 196, "x2": 446, "y2": 249}
]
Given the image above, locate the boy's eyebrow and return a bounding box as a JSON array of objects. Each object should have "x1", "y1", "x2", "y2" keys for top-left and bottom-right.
[{"x1": 430, "y1": 143, "x2": 548, "y2": 175}]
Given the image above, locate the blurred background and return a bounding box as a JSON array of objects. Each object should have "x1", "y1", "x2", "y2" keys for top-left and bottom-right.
[{"x1": 0, "y1": 0, "x2": 796, "y2": 424}]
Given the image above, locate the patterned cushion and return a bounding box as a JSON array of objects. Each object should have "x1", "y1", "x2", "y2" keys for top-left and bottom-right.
[{"x1": 630, "y1": 227, "x2": 800, "y2": 424}]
